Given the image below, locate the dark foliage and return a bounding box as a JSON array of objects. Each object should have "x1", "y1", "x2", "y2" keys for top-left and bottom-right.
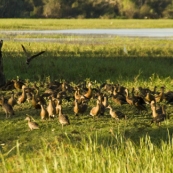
[{"x1": 0, "y1": 0, "x2": 172, "y2": 19}]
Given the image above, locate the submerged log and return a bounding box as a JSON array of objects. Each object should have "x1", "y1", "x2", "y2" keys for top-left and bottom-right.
[{"x1": 0, "y1": 40, "x2": 6, "y2": 87}]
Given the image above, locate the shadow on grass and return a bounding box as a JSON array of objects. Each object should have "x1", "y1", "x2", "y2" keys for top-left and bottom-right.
[
  {"x1": 86, "y1": 121, "x2": 173, "y2": 148},
  {"x1": 2, "y1": 51, "x2": 173, "y2": 82}
]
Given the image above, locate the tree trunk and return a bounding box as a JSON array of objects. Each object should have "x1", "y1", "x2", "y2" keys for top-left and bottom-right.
[{"x1": 0, "y1": 40, "x2": 6, "y2": 87}]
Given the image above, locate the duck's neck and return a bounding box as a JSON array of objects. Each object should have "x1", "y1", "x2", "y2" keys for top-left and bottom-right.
[{"x1": 152, "y1": 106, "x2": 157, "y2": 118}]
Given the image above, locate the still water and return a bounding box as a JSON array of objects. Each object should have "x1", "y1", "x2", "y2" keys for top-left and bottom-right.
[{"x1": 1, "y1": 29, "x2": 173, "y2": 37}]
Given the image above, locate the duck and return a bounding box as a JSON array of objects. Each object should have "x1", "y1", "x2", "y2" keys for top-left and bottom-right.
[
  {"x1": 55, "y1": 98, "x2": 62, "y2": 115},
  {"x1": 137, "y1": 86, "x2": 150, "y2": 98},
  {"x1": 17, "y1": 85, "x2": 27, "y2": 104},
  {"x1": 83, "y1": 82, "x2": 92, "y2": 99},
  {"x1": 134, "y1": 101, "x2": 148, "y2": 115},
  {"x1": 78, "y1": 99, "x2": 88, "y2": 115},
  {"x1": 97, "y1": 93, "x2": 106, "y2": 116},
  {"x1": 111, "y1": 86, "x2": 127, "y2": 106},
  {"x1": 31, "y1": 92, "x2": 41, "y2": 109},
  {"x1": 12, "y1": 79, "x2": 25, "y2": 91},
  {"x1": 100, "y1": 82, "x2": 114, "y2": 94},
  {"x1": 8, "y1": 91, "x2": 17, "y2": 107},
  {"x1": 150, "y1": 102, "x2": 166, "y2": 126},
  {"x1": 102, "y1": 94, "x2": 109, "y2": 108},
  {"x1": 74, "y1": 87, "x2": 83, "y2": 100},
  {"x1": 116, "y1": 84, "x2": 126, "y2": 95},
  {"x1": 1, "y1": 95, "x2": 15, "y2": 118},
  {"x1": 150, "y1": 100, "x2": 162, "y2": 115},
  {"x1": 21, "y1": 44, "x2": 45, "y2": 65},
  {"x1": 34, "y1": 86, "x2": 46, "y2": 105},
  {"x1": 154, "y1": 86, "x2": 165, "y2": 103},
  {"x1": 131, "y1": 87, "x2": 146, "y2": 105},
  {"x1": 107, "y1": 105, "x2": 126, "y2": 120},
  {"x1": 164, "y1": 90, "x2": 173, "y2": 104},
  {"x1": 46, "y1": 96, "x2": 56, "y2": 119},
  {"x1": 144, "y1": 91, "x2": 155, "y2": 104},
  {"x1": 0, "y1": 80, "x2": 15, "y2": 90},
  {"x1": 89, "y1": 99, "x2": 101, "y2": 118},
  {"x1": 124, "y1": 88, "x2": 134, "y2": 106},
  {"x1": 25, "y1": 116, "x2": 39, "y2": 130},
  {"x1": 39, "y1": 102, "x2": 49, "y2": 120},
  {"x1": 58, "y1": 105, "x2": 70, "y2": 128},
  {"x1": 73, "y1": 99, "x2": 88, "y2": 116}
]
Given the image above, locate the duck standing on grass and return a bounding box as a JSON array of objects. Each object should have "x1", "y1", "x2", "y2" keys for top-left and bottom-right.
[
  {"x1": 58, "y1": 105, "x2": 70, "y2": 128},
  {"x1": 1, "y1": 95, "x2": 15, "y2": 118},
  {"x1": 39, "y1": 102, "x2": 49, "y2": 120},
  {"x1": 8, "y1": 91, "x2": 17, "y2": 107},
  {"x1": 90, "y1": 99, "x2": 101, "y2": 118},
  {"x1": 107, "y1": 105, "x2": 126, "y2": 120},
  {"x1": 47, "y1": 96, "x2": 56, "y2": 119},
  {"x1": 25, "y1": 116, "x2": 39, "y2": 131},
  {"x1": 150, "y1": 101, "x2": 167, "y2": 126}
]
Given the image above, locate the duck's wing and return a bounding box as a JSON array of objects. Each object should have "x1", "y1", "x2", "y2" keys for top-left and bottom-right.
[
  {"x1": 26, "y1": 51, "x2": 45, "y2": 65},
  {"x1": 21, "y1": 44, "x2": 30, "y2": 57}
]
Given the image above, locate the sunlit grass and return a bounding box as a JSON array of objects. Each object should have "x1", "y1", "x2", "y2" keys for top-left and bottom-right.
[
  {"x1": 0, "y1": 19, "x2": 173, "y2": 30},
  {"x1": 1, "y1": 132, "x2": 173, "y2": 173}
]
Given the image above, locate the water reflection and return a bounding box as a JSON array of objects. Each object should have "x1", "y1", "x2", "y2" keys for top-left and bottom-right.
[
  {"x1": 0, "y1": 29, "x2": 173, "y2": 42},
  {"x1": 0, "y1": 29, "x2": 173, "y2": 37}
]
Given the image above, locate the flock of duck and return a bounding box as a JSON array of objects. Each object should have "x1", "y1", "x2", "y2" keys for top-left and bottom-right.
[
  {"x1": 0, "y1": 78, "x2": 172, "y2": 130},
  {"x1": 0, "y1": 40, "x2": 171, "y2": 130}
]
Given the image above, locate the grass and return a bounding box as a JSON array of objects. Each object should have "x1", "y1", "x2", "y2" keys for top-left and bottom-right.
[
  {"x1": 1, "y1": 126, "x2": 173, "y2": 172},
  {"x1": 2, "y1": 37, "x2": 173, "y2": 82},
  {"x1": 1, "y1": 19, "x2": 173, "y2": 172},
  {"x1": 0, "y1": 19, "x2": 173, "y2": 30}
]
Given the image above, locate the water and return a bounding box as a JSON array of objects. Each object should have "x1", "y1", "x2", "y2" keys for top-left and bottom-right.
[
  {"x1": 1, "y1": 29, "x2": 173, "y2": 37},
  {"x1": 1, "y1": 29, "x2": 173, "y2": 42}
]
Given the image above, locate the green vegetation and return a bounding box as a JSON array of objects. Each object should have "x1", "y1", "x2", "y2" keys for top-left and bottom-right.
[
  {"x1": 0, "y1": 19, "x2": 173, "y2": 30},
  {"x1": 2, "y1": 37, "x2": 173, "y2": 83},
  {"x1": 1, "y1": 20, "x2": 173, "y2": 172}
]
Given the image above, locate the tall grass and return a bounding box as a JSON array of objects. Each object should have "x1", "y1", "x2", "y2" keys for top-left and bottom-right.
[{"x1": 1, "y1": 132, "x2": 173, "y2": 173}]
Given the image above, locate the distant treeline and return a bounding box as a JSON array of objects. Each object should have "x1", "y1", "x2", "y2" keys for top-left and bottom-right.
[{"x1": 0, "y1": 0, "x2": 173, "y2": 19}]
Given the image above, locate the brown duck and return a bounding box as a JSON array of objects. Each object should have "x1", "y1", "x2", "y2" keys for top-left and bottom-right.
[
  {"x1": 46, "y1": 96, "x2": 56, "y2": 119},
  {"x1": 107, "y1": 105, "x2": 126, "y2": 120},
  {"x1": 12, "y1": 79, "x2": 25, "y2": 91},
  {"x1": 25, "y1": 116, "x2": 39, "y2": 130},
  {"x1": 150, "y1": 101, "x2": 166, "y2": 126},
  {"x1": 39, "y1": 103, "x2": 49, "y2": 120},
  {"x1": 58, "y1": 105, "x2": 70, "y2": 128},
  {"x1": 8, "y1": 91, "x2": 17, "y2": 107},
  {"x1": 1, "y1": 95, "x2": 15, "y2": 118},
  {"x1": 17, "y1": 85, "x2": 27, "y2": 104},
  {"x1": 73, "y1": 99, "x2": 88, "y2": 116},
  {"x1": 90, "y1": 99, "x2": 101, "y2": 118}
]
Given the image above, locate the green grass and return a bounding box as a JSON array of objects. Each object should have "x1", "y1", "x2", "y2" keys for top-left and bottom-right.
[
  {"x1": 0, "y1": 19, "x2": 173, "y2": 30},
  {"x1": 2, "y1": 37, "x2": 173, "y2": 83},
  {"x1": 1, "y1": 20, "x2": 173, "y2": 172}
]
